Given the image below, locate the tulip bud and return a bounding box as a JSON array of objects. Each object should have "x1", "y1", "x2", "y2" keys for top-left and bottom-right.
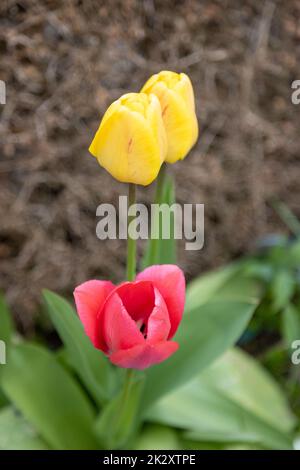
[
  {"x1": 141, "y1": 71, "x2": 198, "y2": 164},
  {"x1": 89, "y1": 93, "x2": 167, "y2": 186}
]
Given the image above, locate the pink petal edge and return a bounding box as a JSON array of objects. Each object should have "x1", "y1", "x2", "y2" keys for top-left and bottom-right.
[
  {"x1": 146, "y1": 287, "x2": 171, "y2": 342},
  {"x1": 136, "y1": 264, "x2": 185, "y2": 338},
  {"x1": 73, "y1": 280, "x2": 115, "y2": 348},
  {"x1": 109, "y1": 341, "x2": 179, "y2": 370}
]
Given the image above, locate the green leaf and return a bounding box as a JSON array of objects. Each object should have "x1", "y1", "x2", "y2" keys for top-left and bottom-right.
[
  {"x1": 142, "y1": 173, "x2": 176, "y2": 267},
  {"x1": 0, "y1": 389, "x2": 8, "y2": 409},
  {"x1": 1, "y1": 343, "x2": 99, "y2": 449},
  {"x1": 204, "y1": 348, "x2": 295, "y2": 432},
  {"x1": 0, "y1": 407, "x2": 48, "y2": 450},
  {"x1": 282, "y1": 304, "x2": 300, "y2": 349},
  {"x1": 0, "y1": 293, "x2": 14, "y2": 346},
  {"x1": 142, "y1": 299, "x2": 257, "y2": 408},
  {"x1": 294, "y1": 434, "x2": 300, "y2": 450},
  {"x1": 186, "y1": 264, "x2": 238, "y2": 310},
  {"x1": 133, "y1": 424, "x2": 181, "y2": 450},
  {"x1": 270, "y1": 270, "x2": 295, "y2": 312},
  {"x1": 43, "y1": 290, "x2": 116, "y2": 406},
  {"x1": 147, "y1": 348, "x2": 295, "y2": 450},
  {"x1": 185, "y1": 264, "x2": 261, "y2": 312},
  {"x1": 94, "y1": 371, "x2": 145, "y2": 449}
]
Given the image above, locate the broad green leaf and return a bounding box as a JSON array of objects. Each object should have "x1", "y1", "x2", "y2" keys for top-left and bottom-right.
[
  {"x1": 94, "y1": 371, "x2": 144, "y2": 449},
  {"x1": 201, "y1": 348, "x2": 295, "y2": 432},
  {"x1": 133, "y1": 424, "x2": 181, "y2": 450},
  {"x1": 0, "y1": 293, "x2": 14, "y2": 346},
  {"x1": 185, "y1": 264, "x2": 260, "y2": 312},
  {"x1": 1, "y1": 343, "x2": 99, "y2": 449},
  {"x1": 294, "y1": 435, "x2": 300, "y2": 450},
  {"x1": 0, "y1": 407, "x2": 48, "y2": 450},
  {"x1": 142, "y1": 173, "x2": 176, "y2": 267},
  {"x1": 43, "y1": 290, "x2": 116, "y2": 406},
  {"x1": 142, "y1": 299, "x2": 257, "y2": 408},
  {"x1": 282, "y1": 304, "x2": 300, "y2": 349},
  {"x1": 182, "y1": 439, "x2": 262, "y2": 450},
  {"x1": 0, "y1": 389, "x2": 7, "y2": 408},
  {"x1": 270, "y1": 270, "x2": 295, "y2": 312},
  {"x1": 147, "y1": 348, "x2": 295, "y2": 450},
  {"x1": 185, "y1": 264, "x2": 239, "y2": 310},
  {"x1": 182, "y1": 438, "x2": 227, "y2": 450}
]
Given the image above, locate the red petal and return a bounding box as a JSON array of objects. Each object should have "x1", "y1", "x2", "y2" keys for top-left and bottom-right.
[
  {"x1": 116, "y1": 281, "x2": 155, "y2": 323},
  {"x1": 73, "y1": 280, "x2": 115, "y2": 349},
  {"x1": 136, "y1": 265, "x2": 185, "y2": 338},
  {"x1": 109, "y1": 341, "x2": 178, "y2": 370},
  {"x1": 146, "y1": 287, "x2": 170, "y2": 342},
  {"x1": 101, "y1": 292, "x2": 145, "y2": 353}
]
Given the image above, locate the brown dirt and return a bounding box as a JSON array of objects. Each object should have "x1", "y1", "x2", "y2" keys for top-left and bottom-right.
[{"x1": 0, "y1": 0, "x2": 299, "y2": 331}]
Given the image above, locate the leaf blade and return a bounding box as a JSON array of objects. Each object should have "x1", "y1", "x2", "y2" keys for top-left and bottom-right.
[
  {"x1": 43, "y1": 290, "x2": 116, "y2": 406},
  {"x1": 142, "y1": 299, "x2": 257, "y2": 408},
  {"x1": 147, "y1": 348, "x2": 295, "y2": 450},
  {"x1": 1, "y1": 343, "x2": 99, "y2": 449}
]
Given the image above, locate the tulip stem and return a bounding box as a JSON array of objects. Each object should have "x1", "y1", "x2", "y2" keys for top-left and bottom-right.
[
  {"x1": 123, "y1": 368, "x2": 135, "y2": 402},
  {"x1": 110, "y1": 368, "x2": 136, "y2": 447},
  {"x1": 127, "y1": 183, "x2": 137, "y2": 281},
  {"x1": 155, "y1": 162, "x2": 167, "y2": 203},
  {"x1": 150, "y1": 163, "x2": 167, "y2": 264}
]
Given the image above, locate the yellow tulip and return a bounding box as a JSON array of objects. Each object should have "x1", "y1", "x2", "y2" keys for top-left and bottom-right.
[
  {"x1": 141, "y1": 71, "x2": 198, "y2": 164},
  {"x1": 89, "y1": 93, "x2": 167, "y2": 186}
]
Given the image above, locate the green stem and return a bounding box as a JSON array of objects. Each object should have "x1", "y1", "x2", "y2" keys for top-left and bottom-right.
[
  {"x1": 150, "y1": 163, "x2": 167, "y2": 264},
  {"x1": 155, "y1": 162, "x2": 167, "y2": 204},
  {"x1": 122, "y1": 368, "x2": 135, "y2": 404},
  {"x1": 127, "y1": 183, "x2": 137, "y2": 281},
  {"x1": 112, "y1": 184, "x2": 137, "y2": 445},
  {"x1": 110, "y1": 368, "x2": 135, "y2": 447}
]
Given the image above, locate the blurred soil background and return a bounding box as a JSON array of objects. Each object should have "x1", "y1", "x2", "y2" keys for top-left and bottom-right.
[{"x1": 0, "y1": 0, "x2": 299, "y2": 331}]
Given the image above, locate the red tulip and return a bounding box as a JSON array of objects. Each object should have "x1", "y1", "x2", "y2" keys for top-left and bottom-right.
[{"x1": 74, "y1": 265, "x2": 185, "y2": 370}]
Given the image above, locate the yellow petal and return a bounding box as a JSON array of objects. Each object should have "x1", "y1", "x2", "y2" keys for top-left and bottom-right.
[
  {"x1": 146, "y1": 94, "x2": 168, "y2": 162},
  {"x1": 141, "y1": 71, "x2": 198, "y2": 163},
  {"x1": 173, "y1": 73, "x2": 196, "y2": 113},
  {"x1": 89, "y1": 95, "x2": 165, "y2": 186}
]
